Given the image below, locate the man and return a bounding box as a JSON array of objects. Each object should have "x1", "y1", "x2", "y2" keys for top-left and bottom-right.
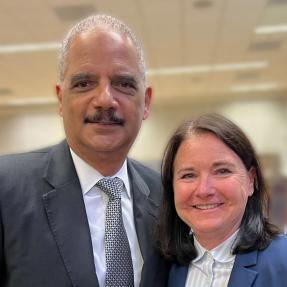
[{"x1": 0, "y1": 15, "x2": 169, "y2": 287}]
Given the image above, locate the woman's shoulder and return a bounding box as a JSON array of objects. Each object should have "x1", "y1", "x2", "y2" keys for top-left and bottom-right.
[
  {"x1": 233, "y1": 235, "x2": 287, "y2": 286},
  {"x1": 258, "y1": 234, "x2": 287, "y2": 259},
  {"x1": 268, "y1": 234, "x2": 287, "y2": 249}
]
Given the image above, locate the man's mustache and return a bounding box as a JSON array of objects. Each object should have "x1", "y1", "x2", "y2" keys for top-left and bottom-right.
[{"x1": 84, "y1": 109, "x2": 124, "y2": 125}]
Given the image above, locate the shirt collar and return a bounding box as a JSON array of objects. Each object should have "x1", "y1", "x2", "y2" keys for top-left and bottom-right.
[
  {"x1": 193, "y1": 229, "x2": 238, "y2": 263},
  {"x1": 70, "y1": 148, "x2": 131, "y2": 198}
]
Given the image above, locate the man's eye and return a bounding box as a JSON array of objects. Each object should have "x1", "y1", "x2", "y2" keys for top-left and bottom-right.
[
  {"x1": 119, "y1": 81, "x2": 135, "y2": 89},
  {"x1": 71, "y1": 80, "x2": 94, "y2": 92},
  {"x1": 74, "y1": 81, "x2": 89, "y2": 88},
  {"x1": 112, "y1": 78, "x2": 138, "y2": 94}
]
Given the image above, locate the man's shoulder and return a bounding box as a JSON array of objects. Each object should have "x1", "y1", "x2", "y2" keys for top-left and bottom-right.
[
  {"x1": 0, "y1": 141, "x2": 64, "y2": 173},
  {"x1": 128, "y1": 158, "x2": 160, "y2": 182},
  {"x1": 127, "y1": 158, "x2": 162, "y2": 203}
]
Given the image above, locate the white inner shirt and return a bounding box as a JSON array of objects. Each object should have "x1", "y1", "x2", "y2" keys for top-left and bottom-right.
[
  {"x1": 185, "y1": 230, "x2": 238, "y2": 287},
  {"x1": 70, "y1": 149, "x2": 143, "y2": 287}
]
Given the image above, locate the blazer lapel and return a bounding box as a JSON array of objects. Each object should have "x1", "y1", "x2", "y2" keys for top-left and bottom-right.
[
  {"x1": 127, "y1": 161, "x2": 161, "y2": 285},
  {"x1": 168, "y1": 265, "x2": 188, "y2": 287},
  {"x1": 168, "y1": 251, "x2": 258, "y2": 287},
  {"x1": 42, "y1": 141, "x2": 98, "y2": 287},
  {"x1": 228, "y1": 251, "x2": 258, "y2": 287}
]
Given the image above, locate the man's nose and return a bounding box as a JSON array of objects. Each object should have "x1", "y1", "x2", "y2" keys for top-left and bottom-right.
[{"x1": 92, "y1": 80, "x2": 117, "y2": 109}]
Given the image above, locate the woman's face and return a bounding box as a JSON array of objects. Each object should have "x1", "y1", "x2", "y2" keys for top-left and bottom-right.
[{"x1": 173, "y1": 132, "x2": 255, "y2": 249}]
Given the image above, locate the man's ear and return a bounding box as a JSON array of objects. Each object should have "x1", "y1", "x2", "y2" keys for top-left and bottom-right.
[
  {"x1": 55, "y1": 84, "x2": 63, "y2": 117},
  {"x1": 143, "y1": 86, "x2": 152, "y2": 120}
]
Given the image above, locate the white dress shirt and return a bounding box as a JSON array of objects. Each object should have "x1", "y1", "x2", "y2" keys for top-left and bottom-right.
[
  {"x1": 185, "y1": 230, "x2": 238, "y2": 287},
  {"x1": 70, "y1": 149, "x2": 143, "y2": 287}
]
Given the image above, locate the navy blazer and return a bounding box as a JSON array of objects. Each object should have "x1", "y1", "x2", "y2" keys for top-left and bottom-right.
[
  {"x1": 0, "y1": 141, "x2": 169, "y2": 287},
  {"x1": 168, "y1": 235, "x2": 287, "y2": 287}
]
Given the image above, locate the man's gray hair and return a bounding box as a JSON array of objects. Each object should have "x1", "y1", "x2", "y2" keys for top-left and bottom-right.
[{"x1": 58, "y1": 14, "x2": 146, "y2": 83}]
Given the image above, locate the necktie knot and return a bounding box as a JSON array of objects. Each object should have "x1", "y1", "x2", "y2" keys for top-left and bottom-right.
[{"x1": 96, "y1": 177, "x2": 123, "y2": 200}]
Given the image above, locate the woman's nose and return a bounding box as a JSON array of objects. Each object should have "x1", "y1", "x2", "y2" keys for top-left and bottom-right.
[{"x1": 195, "y1": 175, "x2": 215, "y2": 198}]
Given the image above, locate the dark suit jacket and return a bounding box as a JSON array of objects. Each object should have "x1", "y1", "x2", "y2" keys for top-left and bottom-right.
[
  {"x1": 168, "y1": 235, "x2": 287, "y2": 287},
  {"x1": 0, "y1": 141, "x2": 169, "y2": 287}
]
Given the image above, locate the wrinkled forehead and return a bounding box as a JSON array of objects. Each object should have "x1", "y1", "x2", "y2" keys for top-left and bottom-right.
[{"x1": 62, "y1": 26, "x2": 143, "y2": 80}]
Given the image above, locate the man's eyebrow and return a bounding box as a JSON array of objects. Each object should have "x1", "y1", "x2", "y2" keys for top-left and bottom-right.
[
  {"x1": 70, "y1": 73, "x2": 97, "y2": 84},
  {"x1": 112, "y1": 74, "x2": 138, "y2": 83}
]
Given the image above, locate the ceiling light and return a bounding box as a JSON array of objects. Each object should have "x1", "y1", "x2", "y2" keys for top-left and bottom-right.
[
  {"x1": 230, "y1": 83, "x2": 281, "y2": 93},
  {"x1": 213, "y1": 62, "x2": 268, "y2": 71},
  {"x1": 0, "y1": 97, "x2": 57, "y2": 107},
  {"x1": 147, "y1": 61, "x2": 268, "y2": 76},
  {"x1": 148, "y1": 65, "x2": 211, "y2": 76},
  {"x1": 0, "y1": 42, "x2": 60, "y2": 54},
  {"x1": 255, "y1": 24, "x2": 287, "y2": 34}
]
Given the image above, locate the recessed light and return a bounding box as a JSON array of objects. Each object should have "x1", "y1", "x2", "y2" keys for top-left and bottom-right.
[{"x1": 193, "y1": 0, "x2": 213, "y2": 9}]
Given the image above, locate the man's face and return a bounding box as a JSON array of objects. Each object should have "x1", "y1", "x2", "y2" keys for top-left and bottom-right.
[{"x1": 56, "y1": 28, "x2": 151, "y2": 164}]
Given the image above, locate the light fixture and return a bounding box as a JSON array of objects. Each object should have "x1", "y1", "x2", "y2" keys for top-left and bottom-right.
[
  {"x1": 0, "y1": 42, "x2": 60, "y2": 54},
  {"x1": 147, "y1": 61, "x2": 268, "y2": 76},
  {"x1": 230, "y1": 82, "x2": 281, "y2": 93},
  {"x1": 0, "y1": 97, "x2": 57, "y2": 107},
  {"x1": 255, "y1": 24, "x2": 287, "y2": 34}
]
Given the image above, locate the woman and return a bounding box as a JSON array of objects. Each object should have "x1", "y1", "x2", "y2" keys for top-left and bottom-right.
[{"x1": 157, "y1": 114, "x2": 287, "y2": 287}]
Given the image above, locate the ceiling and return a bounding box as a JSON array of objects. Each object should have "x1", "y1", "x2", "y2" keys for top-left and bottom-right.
[{"x1": 0, "y1": 0, "x2": 287, "y2": 110}]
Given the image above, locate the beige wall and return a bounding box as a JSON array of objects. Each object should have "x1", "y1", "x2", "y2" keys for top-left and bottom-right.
[
  {"x1": 0, "y1": 97, "x2": 286, "y2": 177},
  {"x1": 0, "y1": 106, "x2": 63, "y2": 154}
]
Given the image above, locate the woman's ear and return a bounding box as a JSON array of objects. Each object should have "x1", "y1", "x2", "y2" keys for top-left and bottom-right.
[{"x1": 248, "y1": 167, "x2": 256, "y2": 196}]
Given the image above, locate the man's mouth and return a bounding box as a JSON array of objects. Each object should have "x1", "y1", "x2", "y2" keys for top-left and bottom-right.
[{"x1": 85, "y1": 119, "x2": 124, "y2": 125}]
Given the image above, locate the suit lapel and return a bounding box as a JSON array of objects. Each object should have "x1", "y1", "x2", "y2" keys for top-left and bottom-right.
[
  {"x1": 42, "y1": 141, "x2": 98, "y2": 287},
  {"x1": 228, "y1": 251, "x2": 258, "y2": 287},
  {"x1": 128, "y1": 161, "x2": 160, "y2": 285}
]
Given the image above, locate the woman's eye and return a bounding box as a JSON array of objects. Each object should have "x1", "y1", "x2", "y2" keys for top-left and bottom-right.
[
  {"x1": 181, "y1": 173, "x2": 195, "y2": 179},
  {"x1": 217, "y1": 168, "x2": 231, "y2": 175}
]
